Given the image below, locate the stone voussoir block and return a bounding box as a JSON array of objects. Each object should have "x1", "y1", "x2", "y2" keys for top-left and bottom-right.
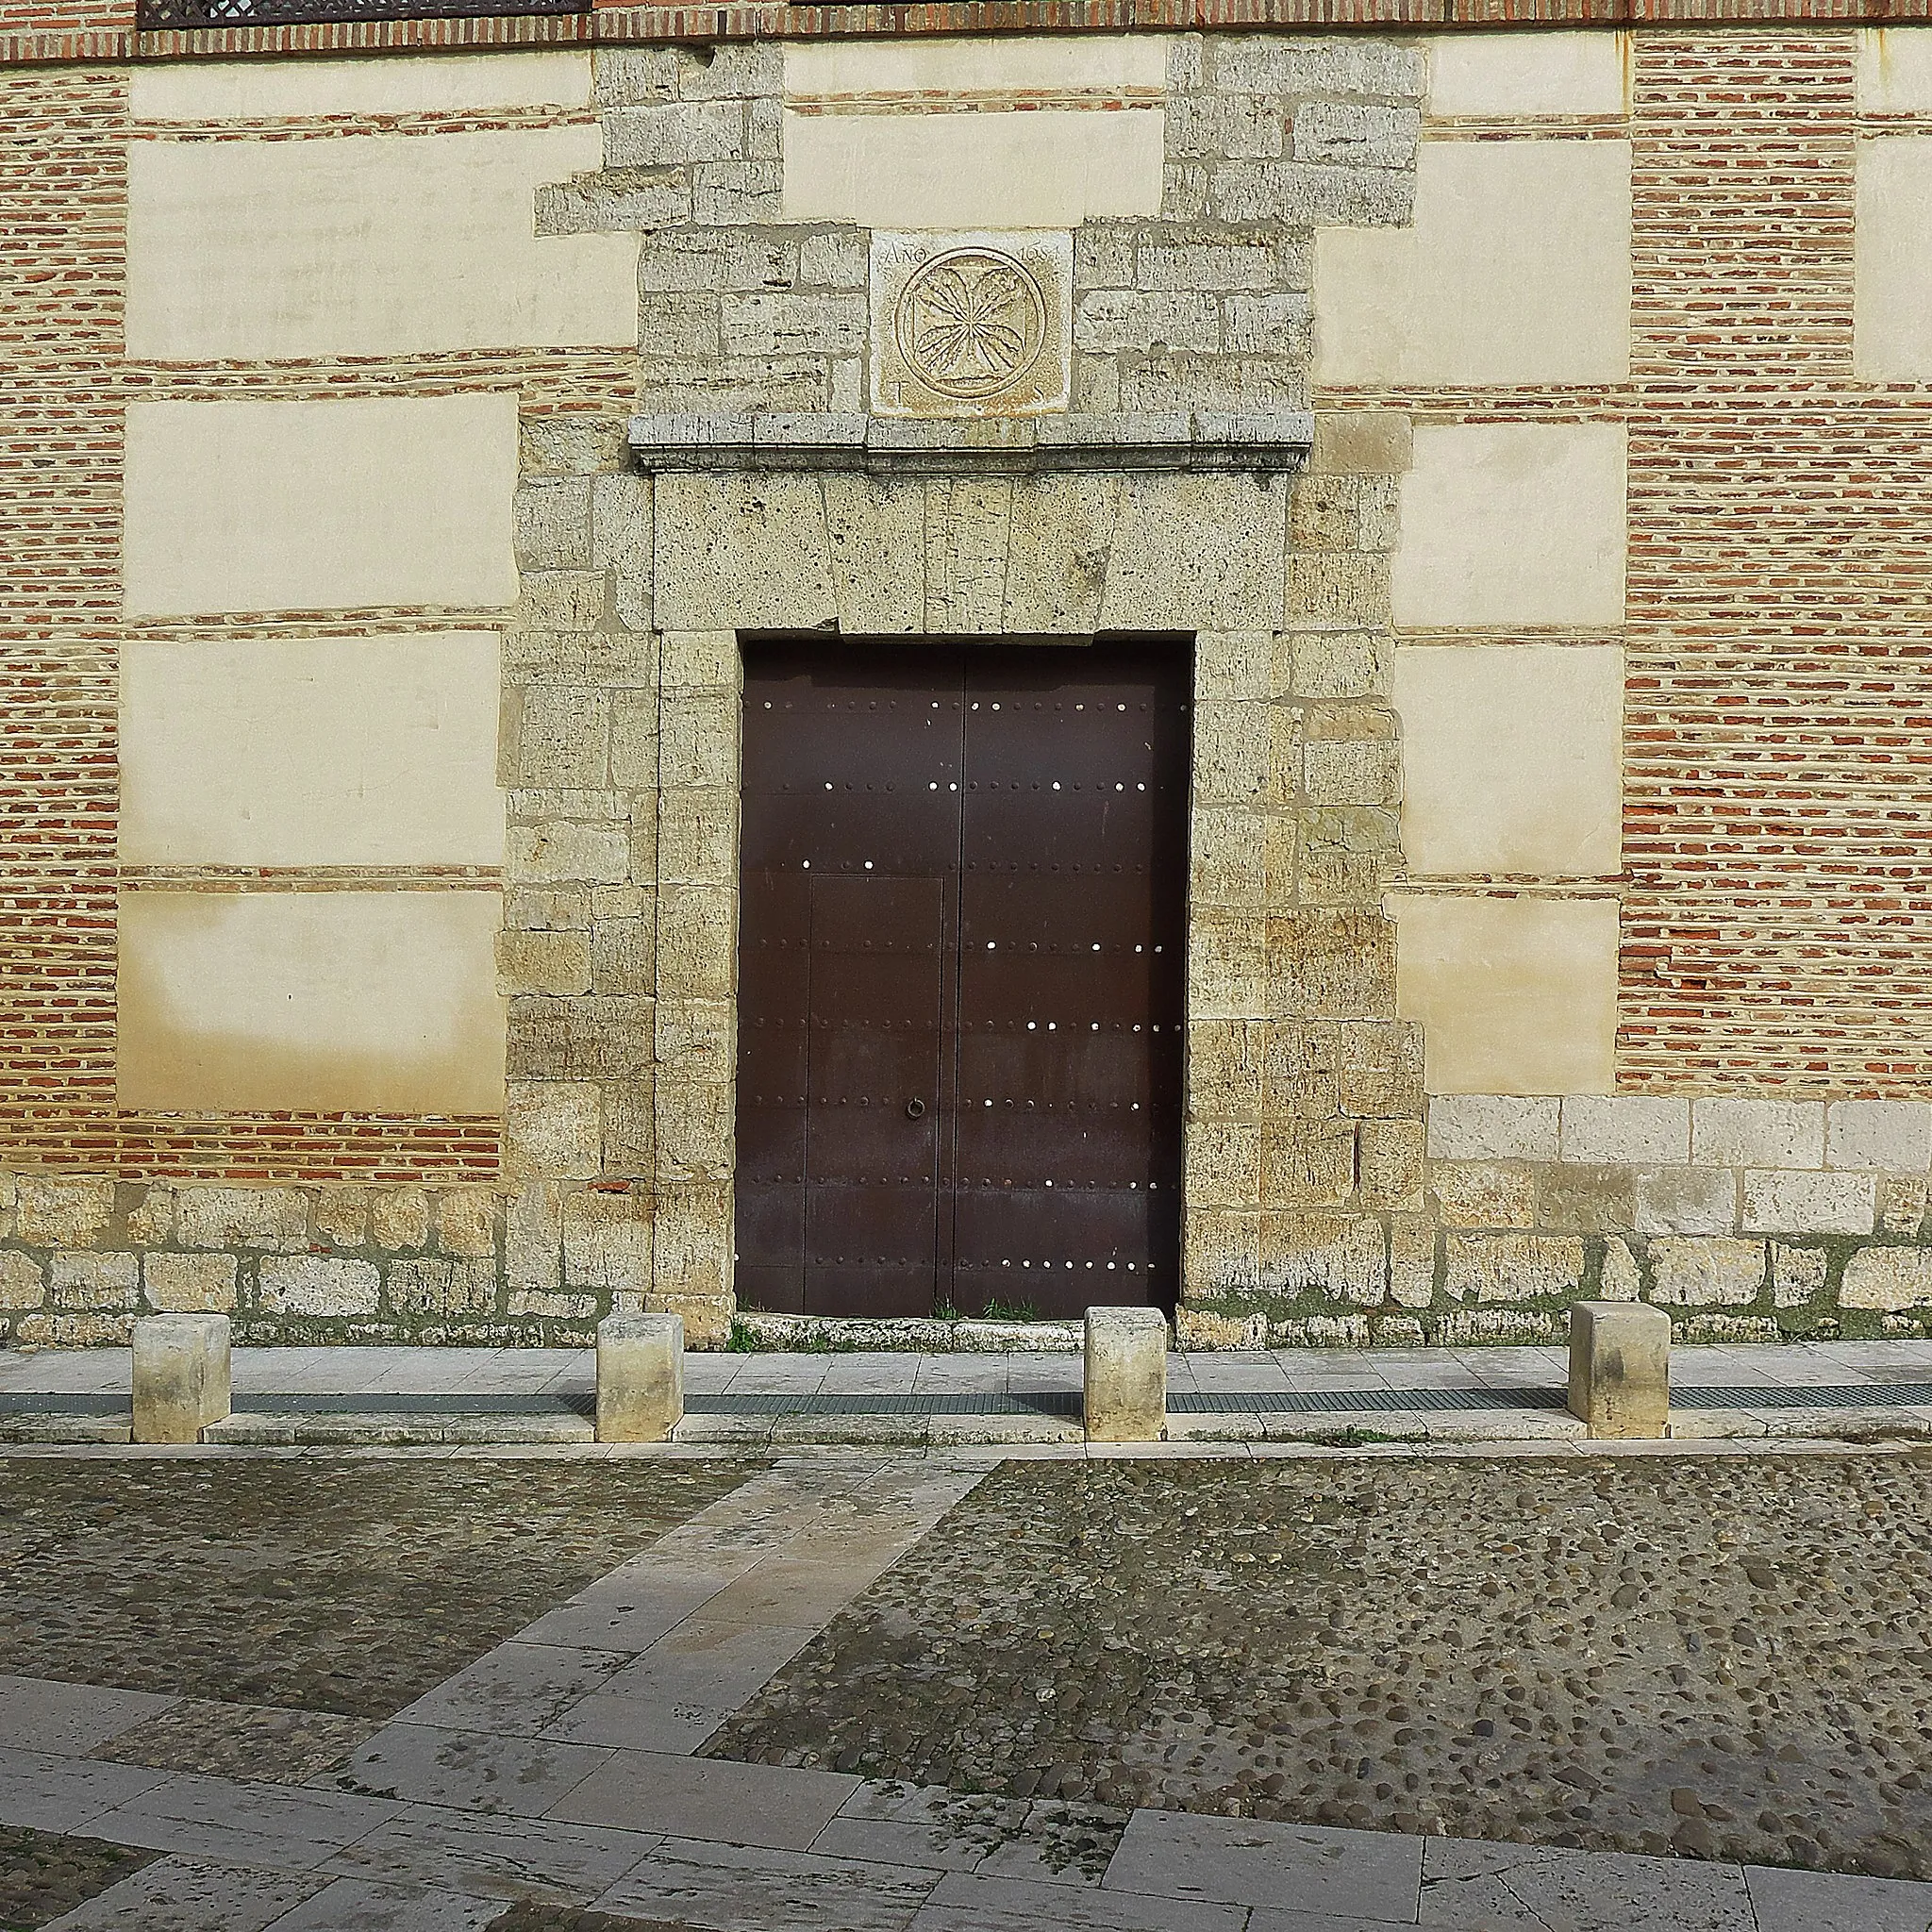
[
  {"x1": 1085, "y1": 1305, "x2": 1169, "y2": 1442},
  {"x1": 1568, "y1": 1299, "x2": 1671, "y2": 1440},
  {"x1": 132, "y1": 1313, "x2": 231, "y2": 1445}
]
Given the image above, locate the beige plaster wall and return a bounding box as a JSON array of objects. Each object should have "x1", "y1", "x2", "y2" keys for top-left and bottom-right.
[
  {"x1": 1391, "y1": 422, "x2": 1627, "y2": 628},
  {"x1": 118, "y1": 891, "x2": 506, "y2": 1115},
  {"x1": 780, "y1": 108, "x2": 1166, "y2": 228},
  {"x1": 127, "y1": 127, "x2": 637, "y2": 361},
  {"x1": 120, "y1": 633, "x2": 505, "y2": 869},
  {"x1": 784, "y1": 35, "x2": 1169, "y2": 94},
  {"x1": 1857, "y1": 28, "x2": 1932, "y2": 113},
  {"x1": 1391, "y1": 643, "x2": 1623, "y2": 878},
  {"x1": 1391, "y1": 891, "x2": 1619, "y2": 1095},
  {"x1": 1855, "y1": 136, "x2": 1932, "y2": 380},
  {"x1": 1314, "y1": 142, "x2": 1631, "y2": 387},
  {"x1": 124, "y1": 394, "x2": 520, "y2": 618},
  {"x1": 1425, "y1": 31, "x2": 1629, "y2": 117},
  {"x1": 128, "y1": 50, "x2": 593, "y2": 120}
]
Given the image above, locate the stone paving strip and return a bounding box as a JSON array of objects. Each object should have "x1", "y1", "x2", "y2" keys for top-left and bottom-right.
[
  {"x1": 0, "y1": 1451, "x2": 1924, "y2": 1929},
  {"x1": 6, "y1": 1341, "x2": 1932, "y2": 1447}
]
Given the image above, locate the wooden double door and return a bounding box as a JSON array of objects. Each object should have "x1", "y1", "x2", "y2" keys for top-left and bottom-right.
[{"x1": 733, "y1": 640, "x2": 1189, "y2": 1320}]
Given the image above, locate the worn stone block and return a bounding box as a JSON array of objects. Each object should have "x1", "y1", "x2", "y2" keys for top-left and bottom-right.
[
  {"x1": 142, "y1": 1253, "x2": 238, "y2": 1314},
  {"x1": 1741, "y1": 1170, "x2": 1875, "y2": 1237},
  {"x1": 1389, "y1": 1215, "x2": 1436, "y2": 1307},
  {"x1": 1263, "y1": 1212, "x2": 1386, "y2": 1306},
  {"x1": 1274, "y1": 909, "x2": 1395, "y2": 1020},
  {"x1": 1425, "y1": 1094, "x2": 1559, "y2": 1162},
  {"x1": 1772, "y1": 1243, "x2": 1829, "y2": 1307},
  {"x1": 1445, "y1": 1232, "x2": 1583, "y2": 1304},
  {"x1": 1568, "y1": 1300, "x2": 1670, "y2": 1440},
  {"x1": 0, "y1": 1253, "x2": 44, "y2": 1310},
  {"x1": 1559, "y1": 1095, "x2": 1690, "y2": 1167},
  {"x1": 436, "y1": 1189, "x2": 500, "y2": 1260},
  {"x1": 563, "y1": 1187, "x2": 652, "y2": 1291},
  {"x1": 49, "y1": 1252, "x2": 137, "y2": 1310},
  {"x1": 1648, "y1": 1238, "x2": 1765, "y2": 1307},
  {"x1": 1535, "y1": 1164, "x2": 1638, "y2": 1235},
  {"x1": 498, "y1": 929, "x2": 594, "y2": 999},
  {"x1": 1877, "y1": 1174, "x2": 1929, "y2": 1237},
  {"x1": 1840, "y1": 1245, "x2": 1932, "y2": 1312},
  {"x1": 389, "y1": 1257, "x2": 494, "y2": 1318},
  {"x1": 1292, "y1": 102, "x2": 1420, "y2": 169},
  {"x1": 597, "y1": 1312, "x2": 685, "y2": 1442},
  {"x1": 258, "y1": 1256, "x2": 381, "y2": 1318},
  {"x1": 312, "y1": 1190, "x2": 368, "y2": 1250},
  {"x1": 1437, "y1": 1151, "x2": 1538, "y2": 1228},
  {"x1": 125, "y1": 1186, "x2": 174, "y2": 1247},
  {"x1": 1288, "y1": 630, "x2": 1388, "y2": 702},
  {"x1": 506, "y1": 1082, "x2": 602, "y2": 1184},
  {"x1": 1635, "y1": 1167, "x2": 1736, "y2": 1237},
  {"x1": 1260, "y1": 1120, "x2": 1354, "y2": 1209},
  {"x1": 132, "y1": 1314, "x2": 231, "y2": 1445},
  {"x1": 655, "y1": 472, "x2": 837, "y2": 633},
  {"x1": 14, "y1": 1178, "x2": 114, "y2": 1250},
  {"x1": 368, "y1": 1191, "x2": 431, "y2": 1255},
  {"x1": 1690, "y1": 1098, "x2": 1824, "y2": 1171},
  {"x1": 1601, "y1": 1237, "x2": 1641, "y2": 1301},
  {"x1": 1357, "y1": 1118, "x2": 1424, "y2": 1210},
  {"x1": 1084, "y1": 1305, "x2": 1168, "y2": 1442}
]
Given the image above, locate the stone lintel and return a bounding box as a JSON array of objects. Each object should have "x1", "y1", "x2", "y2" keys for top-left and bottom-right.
[{"x1": 627, "y1": 411, "x2": 1315, "y2": 478}]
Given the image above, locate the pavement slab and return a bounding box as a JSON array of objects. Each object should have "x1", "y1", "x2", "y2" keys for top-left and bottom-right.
[
  {"x1": 319, "y1": 1807, "x2": 658, "y2": 1904},
  {"x1": 324, "y1": 1723, "x2": 616, "y2": 1817},
  {"x1": 83, "y1": 1772, "x2": 401, "y2": 1873},
  {"x1": 1417, "y1": 1838, "x2": 1757, "y2": 1929},
  {"x1": 548, "y1": 1752, "x2": 859, "y2": 1851},
  {"x1": 39, "y1": 1853, "x2": 322, "y2": 1931},
  {"x1": 262, "y1": 1875, "x2": 508, "y2": 1930},
  {"x1": 0, "y1": 1676, "x2": 175, "y2": 1757},
  {"x1": 1105, "y1": 1815, "x2": 1423, "y2": 1918},
  {"x1": 1744, "y1": 1861, "x2": 1932, "y2": 1930},
  {"x1": 587, "y1": 1835, "x2": 941, "y2": 1932}
]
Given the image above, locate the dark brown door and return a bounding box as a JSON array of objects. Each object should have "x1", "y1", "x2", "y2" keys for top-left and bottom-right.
[{"x1": 736, "y1": 640, "x2": 1188, "y2": 1319}]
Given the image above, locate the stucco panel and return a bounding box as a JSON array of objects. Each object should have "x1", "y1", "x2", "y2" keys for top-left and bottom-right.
[
  {"x1": 1426, "y1": 32, "x2": 1629, "y2": 116},
  {"x1": 121, "y1": 633, "x2": 505, "y2": 868},
  {"x1": 1856, "y1": 29, "x2": 1932, "y2": 113},
  {"x1": 1391, "y1": 644, "x2": 1624, "y2": 877},
  {"x1": 119, "y1": 891, "x2": 507, "y2": 1115},
  {"x1": 1391, "y1": 422, "x2": 1627, "y2": 628},
  {"x1": 1391, "y1": 892, "x2": 1619, "y2": 1095},
  {"x1": 128, "y1": 127, "x2": 637, "y2": 360},
  {"x1": 1855, "y1": 137, "x2": 1932, "y2": 380},
  {"x1": 1315, "y1": 142, "x2": 1630, "y2": 387},
  {"x1": 129, "y1": 51, "x2": 592, "y2": 120},
  {"x1": 784, "y1": 36, "x2": 1168, "y2": 95},
  {"x1": 124, "y1": 393, "x2": 520, "y2": 618}
]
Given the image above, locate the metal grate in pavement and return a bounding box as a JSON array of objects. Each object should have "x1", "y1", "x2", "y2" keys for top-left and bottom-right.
[{"x1": 1, "y1": 1383, "x2": 1929, "y2": 1422}]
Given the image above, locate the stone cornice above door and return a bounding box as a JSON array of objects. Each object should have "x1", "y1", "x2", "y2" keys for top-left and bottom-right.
[{"x1": 627, "y1": 410, "x2": 1316, "y2": 477}]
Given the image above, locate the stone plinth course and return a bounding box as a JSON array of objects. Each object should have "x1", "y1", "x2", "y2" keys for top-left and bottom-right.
[
  {"x1": 130, "y1": 1313, "x2": 230, "y2": 1445},
  {"x1": 1568, "y1": 1298, "x2": 1672, "y2": 1439},
  {"x1": 1083, "y1": 1306, "x2": 1168, "y2": 1441},
  {"x1": 596, "y1": 1312, "x2": 685, "y2": 1443}
]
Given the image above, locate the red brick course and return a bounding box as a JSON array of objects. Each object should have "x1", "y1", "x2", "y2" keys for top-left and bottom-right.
[
  {"x1": 0, "y1": 69, "x2": 630, "y2": 1179},
  {"x1": 1620, "y1": 32, "x2": 1932, "y2": 1094}
]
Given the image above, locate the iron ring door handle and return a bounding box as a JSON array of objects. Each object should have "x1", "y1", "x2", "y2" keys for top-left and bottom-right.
[{"x1": 906, "y1": 1098, "x2": 926, "y2": 1119}]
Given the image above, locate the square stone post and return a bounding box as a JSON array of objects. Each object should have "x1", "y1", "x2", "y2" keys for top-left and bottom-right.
[
  {"x1": 132, "y1": 1314, "x2": 231, "y2": 1445},
  {"x1": 1568, "y1": 1300, "x2": 1671, "y2": 1440},
  {"x1": 597, "y1": 1312, "x2": 685, "y2": 1443},
  {"x1": 1085, "y1": 1306, "x2": 1168, "y2": 1442}
]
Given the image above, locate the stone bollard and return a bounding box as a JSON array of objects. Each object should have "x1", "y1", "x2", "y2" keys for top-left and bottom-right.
[
  {"x1": 1567, "y1": 1299, "x2": 1672, "y2": 1440},
  {"x1": 597, "y1": 1313, "x2": 685, "y2": 1443},
  {"x1": 131, "y1": 1314, "x2": 231, "y2": 1445},
  {"x1": 1084, "y1": 1306, "x2": 1168, "y2": 1442}
]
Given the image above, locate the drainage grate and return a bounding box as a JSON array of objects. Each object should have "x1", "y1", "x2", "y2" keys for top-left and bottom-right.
[{"x1": 1, "y1": 1383, "x2": 1927, "y2": 1423}]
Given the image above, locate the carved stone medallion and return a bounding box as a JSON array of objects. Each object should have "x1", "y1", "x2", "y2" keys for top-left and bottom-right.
[{"x1": 871, "y1": 232, "x2": 1073, "y2": 420}]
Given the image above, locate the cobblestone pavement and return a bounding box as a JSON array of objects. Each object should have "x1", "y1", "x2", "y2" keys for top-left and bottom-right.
[
  {"x1": 709, "y1": 1451, "x2": 1932, "y2": 1882},
  {"x1": 0, "y1": 1457, "x2": 756, "y2": 1720},
  {"x1": 0, "y1": 1827, "x2": 153, "y2": 1929}
]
